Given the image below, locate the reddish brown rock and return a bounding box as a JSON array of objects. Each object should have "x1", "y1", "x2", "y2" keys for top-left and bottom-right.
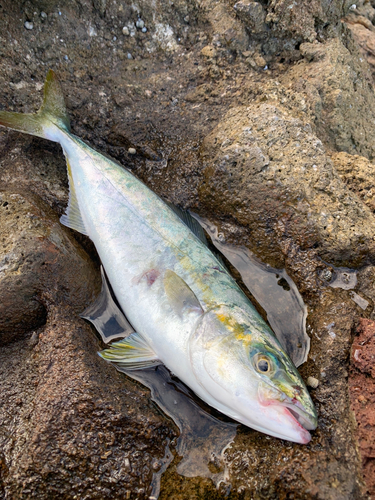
[
  {"x1": 349, "y1": 318, "x2": 375, "y2": 498},
  {"x1": 345, "y1": 14, "x2": 375, "y2": 81}
]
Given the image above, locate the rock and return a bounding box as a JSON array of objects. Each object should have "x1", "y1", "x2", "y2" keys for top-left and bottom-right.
[
  {"x1": 345, "y1": 14, "x2": 375, "y2": 80},
  {"x1": 330, "y1": 152, "x2": 375, "y2": 213},
  {"x1": 0, "y1": 190, "x2": 98, "y2": 345},
  {"x1": 201, "y1": 0, "x2": 249, "y2": 52},
  {"x1": 93, "y1": 0, "x2": 106, "y2": 18},
  {"x1": 0, "y1": 306, "x2": 174, "y2": 498},
  {"x1": 283, "y1": 38, "x2": 375, "y2": 159},
  {"x1": 264, "y1": 0, "x2": 352, "y2": 43},
  {"x1": 199, "y1": 102, "x2": 375, "y2": 268},
  {"x1": 349, "y1": 318, "x2": 375, "y2": 497},
  {"x1": 200, "y1": 44, "x2": 217, "y2": 58},
  {"x1": 357, "y1": 266, "x2": 375, "y2": 320},
  {"x1": 233, "y1": 1, "x2": 266, "y2": 33}
]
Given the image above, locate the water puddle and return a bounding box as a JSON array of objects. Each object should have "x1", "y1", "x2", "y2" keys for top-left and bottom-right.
[
  {"x1": 322, "y1": 267, "x2": 357, "y2": 290},
  {"x1": 117, "y1": 365, "x2": 237, "y2": 499},
  {"x1": 319, "y1": 265, "x2": 369, "y2": 310}
]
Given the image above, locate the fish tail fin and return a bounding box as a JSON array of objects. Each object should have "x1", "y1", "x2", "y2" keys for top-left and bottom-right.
[{"x1": 0, "y1": 69, "x2": 70, "y2": 142}]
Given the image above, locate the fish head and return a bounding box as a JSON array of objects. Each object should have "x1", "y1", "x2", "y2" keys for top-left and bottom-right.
[{"x1": 190, "y1": 305, "x2": 317, "y2": 444}]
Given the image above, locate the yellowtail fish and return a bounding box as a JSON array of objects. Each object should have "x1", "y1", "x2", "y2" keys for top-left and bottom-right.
[{"x1": 0, "y1": 71, "x2": 317, "y2": 443}]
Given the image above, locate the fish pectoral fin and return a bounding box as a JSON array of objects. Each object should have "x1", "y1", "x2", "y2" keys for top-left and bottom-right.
[
  {"x1": 164, "y1": 270, "x2": 204, "y2": 318},
  {"x1": 99, "y1": 332, "x2": 161, "y2": 370},
  {"x1": 81, "y1": 266, "x2": 135, "y2": 344},
  {"x1": 59, "y1": 156, "x2": 89, "y2": 236}
]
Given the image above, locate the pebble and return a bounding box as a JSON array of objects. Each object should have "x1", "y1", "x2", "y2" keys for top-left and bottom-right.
[
  {"x1": 122, "y1": 26, "x2": 130, "y2": 36},
  {"x1": 40, "y1": 11, "x2": 47, "y2": 19},
  {"x1": 307, "y1": 376, "x2": 319, "y2": 389},
  {"x1": 136, "y1": 18, "x2": 145, "y2": 29},
  {"x1": 128, "y1": 147, "x2": 136, "y2": 155},
  {"x1": 127, "y1": 53, "x2": 132, "y2": 59},
  {"x1": 24, "y1": 21, "x2": 33, "y2": 30},
  {"x1": 142, "y1": 27, "x2": 147, "y2": 33}
]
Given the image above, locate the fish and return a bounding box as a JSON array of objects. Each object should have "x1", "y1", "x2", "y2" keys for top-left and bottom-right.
[{"x1": 0, "y1": 70, "x2": 317, "y2": 444}]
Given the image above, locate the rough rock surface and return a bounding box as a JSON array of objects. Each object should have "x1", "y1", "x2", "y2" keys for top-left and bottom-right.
[
  {"x1": 281, "y1": 37, "x2": 375, "y2": 159},
  {"x1": 0, "y1": 0, "x2": 375, "y2": 498},
  {"x1": 350, "y1": 319, "x2": 375, "y2": 498},
  {"x1": 330, "y1": 152, "x2": 375, "y2": 213},
  {"x1": 199, "y1": 102, "x2": 375, "y2": 269}
]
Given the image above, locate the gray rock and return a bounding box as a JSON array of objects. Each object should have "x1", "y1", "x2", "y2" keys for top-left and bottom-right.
[
  {"x1": 284, "y1": 38, "x2": 375, "y2": 159},
  {"x1": 233, "y1": 1, "x2": 266, "y2": 33}
]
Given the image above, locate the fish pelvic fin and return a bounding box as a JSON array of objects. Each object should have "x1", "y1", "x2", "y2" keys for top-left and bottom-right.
[
  {"x1": 99, "y1": 332, "x2": 162, "y2": 370},
  {"x1": 0, "y1": 69, "x2": 70, "y2": 141}
]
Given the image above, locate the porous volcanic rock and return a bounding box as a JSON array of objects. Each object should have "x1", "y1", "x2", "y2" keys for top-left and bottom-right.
[
  {"x1": 330, "y1": 152, "x2": 375, "y2": 213},
  {"x1": 198, "y1": 101, "x2": 375, "y2": 269},
  {"x1": 281, "y1": 37, "x2": 375, "y2": 159}
]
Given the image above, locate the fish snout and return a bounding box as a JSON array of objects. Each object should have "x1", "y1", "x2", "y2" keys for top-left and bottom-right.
[{"x1": 258, "y1": 380, "x2": 317, "y2": 436}]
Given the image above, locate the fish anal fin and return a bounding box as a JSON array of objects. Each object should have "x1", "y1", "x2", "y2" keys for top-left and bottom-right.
[
  {"x1": 99, "y1": 332, "x2": 161, "y2": 370},
  {"x1": 81, "y1": 266, "x2": 134, "y2": 344},
  {"x1": 60, "y1": 157, "x2": 88, "y2": 236},
  {"x1": 164, "y1": 270, "x2": 204, "y2": 318}
]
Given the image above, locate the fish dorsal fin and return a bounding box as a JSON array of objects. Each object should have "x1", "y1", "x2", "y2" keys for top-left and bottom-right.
[
  {"x1": 80, "y1": 266, "x2": 135, "y2": 343},
  {"x1": 164, "y1": 270, "x2": 204, "y2": 318},
  {"x1": 166, "y1": 202, "x2": 208, "y2": 246},
  {"x1": 99, "y1": 332, "x2": 161, "y2": 370},
  {"x1": 60, "y1": 157, "x2": 89, "y2": 235},
  {"x1": 167, "y1": 204, "x2": 229, "y2": 271}
]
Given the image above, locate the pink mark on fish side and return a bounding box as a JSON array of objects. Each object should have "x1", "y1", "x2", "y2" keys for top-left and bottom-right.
[{"x1": 132, "y1": 268, "x2": 160, "y2": 287}]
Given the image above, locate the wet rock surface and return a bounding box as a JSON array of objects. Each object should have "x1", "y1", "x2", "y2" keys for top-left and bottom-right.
[
  {"x1": 0, "y1": 0, "x2": 375, "y2": 498},
  {"x1": 350, "y1": 319, "x2": 375, "y2": 499}
]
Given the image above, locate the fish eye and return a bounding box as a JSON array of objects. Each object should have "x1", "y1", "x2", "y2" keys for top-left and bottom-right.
[{"x1": 253, "y1": 354, "x2": 272, "y2": 373}]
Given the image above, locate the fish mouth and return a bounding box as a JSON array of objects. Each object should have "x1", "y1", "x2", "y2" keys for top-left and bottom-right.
[
  {"x1": 281, "y1": 402, "x2": 317, "y2": 431},
  {"x1": 258, "y1": 381, "x2": 317, "y2": 440}
]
